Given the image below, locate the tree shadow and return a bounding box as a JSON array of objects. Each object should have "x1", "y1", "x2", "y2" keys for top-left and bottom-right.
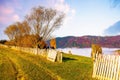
[{"x1": 63, "y1": 57, "x2": 77, "y2": 62}]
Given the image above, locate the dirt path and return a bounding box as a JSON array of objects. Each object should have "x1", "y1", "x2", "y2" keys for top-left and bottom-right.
[
  {"x1": 0, "y1": 53, "x2": 17, "y2": 80},
  {"x1": 0, "y1": 48, "x2": 28, "y2": 80}
]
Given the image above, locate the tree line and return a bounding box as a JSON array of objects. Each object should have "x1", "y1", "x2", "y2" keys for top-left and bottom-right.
[{"x1": 4, "y1": 6, "x2": 65, "y2": 48}]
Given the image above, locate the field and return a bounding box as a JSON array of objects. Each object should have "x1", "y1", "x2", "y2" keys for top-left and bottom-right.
[{"x1": 0, "y1": 46, "x2": 95, "y2": 80}]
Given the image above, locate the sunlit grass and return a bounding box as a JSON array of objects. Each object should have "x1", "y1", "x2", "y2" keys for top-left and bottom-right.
[
  {"x1": 0, "y1": 47, "x2": 95, "y2": 80},
  {"x1": 0, "y1": 50, "x2": 17, "y2": 80}
]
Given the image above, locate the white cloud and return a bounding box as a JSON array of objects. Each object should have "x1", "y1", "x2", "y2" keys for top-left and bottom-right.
[
  {"x1": 59, "y1": 0, "x2": 64, "y2": 3},
  {"x1": 47, "y1": 0, "x2": 76, "y2": 15},
  {"x1": 13, "y1": 14, "x2": 20, "y2": 21},
  {"x1": 47, "y1": 0, "x2": 76, "y2": 37},
  {"x1": 0, "y1": 5, "x2": 20, "y2": 25},
  {"x1": 0, "y1": 14, "x2": 20, "y2": 24},
  {"x1": 71, "y1": 9, "x2": 76, "y2": 15},
  {"x1": 54, "y1": 1, "x2": 70, "y2": 14},
  {"x1": 0, "y1": 6, "x2": 14, "y2": 15},
  {"x1": 48, "y1": 0, "x2": 76, "y2": 26}
]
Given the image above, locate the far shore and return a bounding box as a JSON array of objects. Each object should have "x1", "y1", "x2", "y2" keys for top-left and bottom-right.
[{"x1": 57, "y1": 48, "x2": 120, "y2": 57}]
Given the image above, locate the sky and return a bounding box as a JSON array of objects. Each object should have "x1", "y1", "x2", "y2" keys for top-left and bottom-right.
[{"x1": 0, "y1": 0, "x2": 120, "y2": 40}]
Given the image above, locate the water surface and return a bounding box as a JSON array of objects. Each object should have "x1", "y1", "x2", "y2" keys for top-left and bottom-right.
[{"x1": 58, "y1": 48, "x2": 120, "y2": 57}]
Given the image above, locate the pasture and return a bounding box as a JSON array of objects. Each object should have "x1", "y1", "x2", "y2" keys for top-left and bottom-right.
[{"x1": 0, "y1": 46, "x2": 95, "y2": 80}]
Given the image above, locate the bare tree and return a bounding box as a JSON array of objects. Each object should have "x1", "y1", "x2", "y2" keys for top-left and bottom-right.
[
  {"x1": 26, "y1": 6, "x2": 65, "y2": 41},
  {"x1": 22, "y1": 20, "x2": 31, "y2": 35},
  {"x1": 4, "y1": 6, "x2": 64, "y2": 48}
]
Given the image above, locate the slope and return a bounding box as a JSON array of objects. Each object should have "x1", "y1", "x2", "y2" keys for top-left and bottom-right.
[{"x1": 0, "y1": 46, "x2": 95, "y2": 80}]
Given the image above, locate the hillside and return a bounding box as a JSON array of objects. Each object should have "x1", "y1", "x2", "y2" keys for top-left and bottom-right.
[
  {"x1": 56, "y1": 35, "x2": 120, "y2": 48},
  {"x1": 0, "y1": 46, "x2": 94, "y2": 80}
]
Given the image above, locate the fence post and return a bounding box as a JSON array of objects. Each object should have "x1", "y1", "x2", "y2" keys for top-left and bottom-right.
[{"x1": 56, "y1": 51, "x2": 62, "y2": 63}]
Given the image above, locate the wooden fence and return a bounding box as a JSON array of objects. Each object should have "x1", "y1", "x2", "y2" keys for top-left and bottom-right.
[
  {"x1": 92, "y1": 54, "x2": 120, "y2": 80},
  {"x1": 0, "y1": 44, "x2": 62, "y2": 62},
  {"x1": 10, "y1": 46, "x2": 48, "y2": 57}
]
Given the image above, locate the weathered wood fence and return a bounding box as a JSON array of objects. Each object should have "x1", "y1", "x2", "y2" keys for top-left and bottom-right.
[
  {"x1": 0, "y1": 44, "x2": 62, "y2": 62},
  {"x1": 92, "y1": 54, "x2": 120, "y2": 80}
]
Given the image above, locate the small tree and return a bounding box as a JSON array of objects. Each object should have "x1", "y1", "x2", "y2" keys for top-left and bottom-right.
[
  {"x1": 91, "y1": 44, "x2": 102, "y2": 61},
  {"x1": 4, "y1": 24, "x2": 18, "y2": 40},
  {"x1": 50, "y1": 38, "x2": 56, "y2": 49},
  {"x1": 4, "y1": 21, "x2": 31, "y2": 41}
]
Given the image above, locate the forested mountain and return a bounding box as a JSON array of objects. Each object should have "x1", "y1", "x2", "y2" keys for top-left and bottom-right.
[{"x1": 56, "y1": 35, "x2": 120, "y2": 48}]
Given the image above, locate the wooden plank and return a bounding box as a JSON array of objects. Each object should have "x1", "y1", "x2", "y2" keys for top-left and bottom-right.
[
  {"x1": 47, "y1": 49, "x2": 57, "y2": 62},
  {"x1": 92, "y1": 54, "x2": 120, "y2": 80}
]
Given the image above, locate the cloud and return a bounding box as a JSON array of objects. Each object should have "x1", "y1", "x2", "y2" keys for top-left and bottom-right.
[
  {"x1": 13, "y1": 14, "x2": 20, "y2": 21},
  {"x1": 54, "y1": 0, "x2": 70, "y2": 14},
  {"x1": 0, "y1": 14, "x2": 20, "y2": 24},
  {"x1": 47, "y1": 0, "x2": 76, "y2": 15},
  {"x1": 0, "y1": 6, "x2": 14, "y2": 15},
  {"x1": 104, "y1": 21, "x2": 120, "y2": 35},
  {"x1": 0, "y1": 0, "x2": 20, "y2": 25},
  {"x1": 0, "y1": 6, "x2": 20, "y2": 24},
  {"x1": 48, "y1": 0, "x2": 76, "y2": 25},
  {"x1": 71, "y1": 9, "x2": 76, "y2": 15}
]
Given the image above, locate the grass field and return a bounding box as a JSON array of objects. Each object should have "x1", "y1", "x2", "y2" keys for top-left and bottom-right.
[{"x1": 0, "y1": 46, "x2": 95, "y2": 80}]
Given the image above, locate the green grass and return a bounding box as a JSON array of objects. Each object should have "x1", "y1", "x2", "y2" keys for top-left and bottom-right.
[
  {"x1": 0, "y1": 53, "x2": 17, "y2": 80},
  {"x1": 0, "y1": 46, "x2": 95, "y2": 80}
]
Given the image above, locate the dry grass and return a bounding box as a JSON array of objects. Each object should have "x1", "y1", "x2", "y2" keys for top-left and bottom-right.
[{"x1": 0, "y1": 47, "x2": 95, "y2": 80}]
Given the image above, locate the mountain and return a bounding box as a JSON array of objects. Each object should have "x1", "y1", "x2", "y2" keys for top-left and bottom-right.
[{"x1": 56, "y1": 35, "x2": 120, "y2": 48}]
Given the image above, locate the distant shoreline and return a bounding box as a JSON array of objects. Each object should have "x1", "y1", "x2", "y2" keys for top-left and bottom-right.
[{"x1": 57, "y1": 48, "x2": 120, "y2": 57}]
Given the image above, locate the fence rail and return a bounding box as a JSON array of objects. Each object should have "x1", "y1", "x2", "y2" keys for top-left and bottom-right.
[
  {"x1": 0, "y1": 44, "x2": 62, "y2": 62},
  {"x1": 92, "y1": 54, "x2": 120, "y2": 80}
]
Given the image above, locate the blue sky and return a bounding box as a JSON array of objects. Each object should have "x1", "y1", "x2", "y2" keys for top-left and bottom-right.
[{"x1": 0, "y1": 0, "x2": 120, "y2": 40}]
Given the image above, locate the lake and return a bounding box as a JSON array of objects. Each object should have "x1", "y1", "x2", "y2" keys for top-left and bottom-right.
[{"x1": 57, "y1": 48, "x2": 120, "y2": 57}]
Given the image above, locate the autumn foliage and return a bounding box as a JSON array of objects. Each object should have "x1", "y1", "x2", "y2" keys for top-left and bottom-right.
[
  {"x1": 50, "y1": 38, "x2": 56, "y2": 49},
  {"x1": 4, "y1": 21, "x2": 31, "y2": 40},
  {"x1": 91, "y1": 44, "x2": 102, "y2": 61},
  {"x1": 4, "y1": 6, "x2": 64, "y2": 48}
]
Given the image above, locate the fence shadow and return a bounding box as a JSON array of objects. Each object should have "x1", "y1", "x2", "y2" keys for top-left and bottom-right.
[{"x1": 63, "y1": 57, "x2": 77, "y2": 62}]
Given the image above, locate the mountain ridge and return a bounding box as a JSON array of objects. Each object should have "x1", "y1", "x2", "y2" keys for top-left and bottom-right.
[{"x1": 55, "y1": 35, "x2": 120, "y2": 48}]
